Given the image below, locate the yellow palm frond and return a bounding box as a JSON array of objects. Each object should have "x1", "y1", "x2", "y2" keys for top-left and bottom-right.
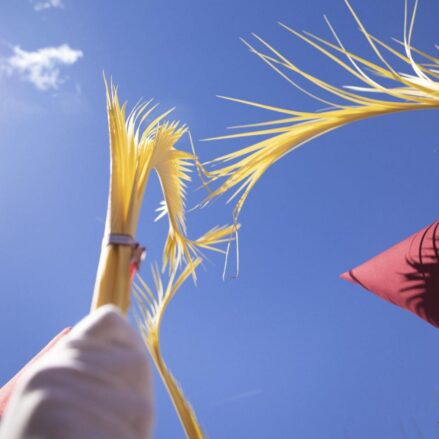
[
  {"x1": 134, "y1": 219, "x2": 235, "y2": 439},
  {"x1": 148, "y1": 122, "x2": 192, "y2": 271},
  {"x1": 92, "y1": 80, "x2": 235, "y2": 312},
  {"x1": 92, "y1": 82, "x2": 235, "y2": 437},
  {"x1": 147, "y1": 122, "x2": 238, "y2": 275},
  {"x1": 134, "y1": 260, "x2": 205, "y2": 439},
  {"x1": 92, "y1": 80, "x2": 173, "y2": 312},
  {"x1": 203, "y1": 0, "x2": 439, "y2": 225}
]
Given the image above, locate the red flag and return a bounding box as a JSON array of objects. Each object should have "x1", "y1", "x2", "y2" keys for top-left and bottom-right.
[
  {"x1": 341, "y1": 220, "x2": 439, "y2": 328},
  {"x1": 0, "y1": 327, "x2": 71, "y2": 416}
]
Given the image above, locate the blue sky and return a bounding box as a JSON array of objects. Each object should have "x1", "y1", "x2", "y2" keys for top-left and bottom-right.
[{"x1": 0, "y1": 0, "x2": 438, "y2": 438}]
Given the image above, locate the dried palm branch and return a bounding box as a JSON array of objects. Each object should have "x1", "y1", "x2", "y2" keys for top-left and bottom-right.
[
  {"x1": 91, "y1": 80, "x2": 234, "y2": 312},
  {"x1": 92, "y1": 81, "x2": 169, "y2": 312},
  {"x1": 203, "y1": 0, "x2": 439, "y2": 227},
  {"x1": 91, "y1": 80, "x2": 236, "y2": 437}
]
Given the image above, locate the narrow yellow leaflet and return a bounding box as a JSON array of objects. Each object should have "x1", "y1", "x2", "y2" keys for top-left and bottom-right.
[
  {"x1": 301, "y1": 28, "x2": 438, "y2": 97},
  {"x1": 392, "y1": 38, "x2": 439, "y2": 65},
  {"x1": 248, "y1": 35, "x2": 383, "y2": 106},
  {"x1": 135, "y1": 259, "x2": 205, "y2": 439}
]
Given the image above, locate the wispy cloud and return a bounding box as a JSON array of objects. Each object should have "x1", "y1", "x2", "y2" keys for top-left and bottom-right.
[
  {"x1": 32, "y1": 0, "x2": 64, "y2": 11},
  {"x1": 1, "y1": 44, "x2": 83, "y2": 91},
  {"x1": 211, "y1": 388, "x2": 262, "y2": 407}
]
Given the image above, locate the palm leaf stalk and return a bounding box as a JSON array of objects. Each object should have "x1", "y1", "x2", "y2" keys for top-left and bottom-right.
[
  {"x1": 91, "y1": 80, "x2": 185, "y2": 312},
  {"x1": 91, "y1": 80, "x2": 235, "y2": 312},
  {"x1": 202, "y1": 0, "x2": 439, "y2": 229},
  {"x1": 91, "y1": 80, "x2": 236, "y2": 437}
]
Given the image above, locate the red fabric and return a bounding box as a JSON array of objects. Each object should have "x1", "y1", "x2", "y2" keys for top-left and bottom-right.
[
  {"x1": 0, "y1": 327, "x2": 71, "y2": 416},
  {"x1": 341, "y1": 220, "x2": 439, "y2": 328},
  {"x1": 129, "y1": 262, "x2": 137, "y2": 282}
]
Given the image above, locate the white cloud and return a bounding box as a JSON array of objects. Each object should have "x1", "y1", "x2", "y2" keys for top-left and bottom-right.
[
  {"x1": 1, "y1": 44, "x2": 83, "y2": 91},
  {"x1": 33, "y1": 0, "x2": 64, "y2": 11}
]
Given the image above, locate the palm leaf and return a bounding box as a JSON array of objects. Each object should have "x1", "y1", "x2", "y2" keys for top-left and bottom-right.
[
  {"x1": 135, "y1": 260, "x2": 205, "y2": 439},
  {"x1": 134, "y1": 221, "x2": 237, "y2": 438},
  {"x1": 202, "y1": 0, "x2": 439, "y2": 227},
  {"x1": 92, "y1": 81, "x2": 236, "y2": 312},
  {"x1": 92, "y1": 80, "x2": 173, "y2": 312},
  {"x1": 92, "y1": 81, "x2": 237, "y2": 438}
]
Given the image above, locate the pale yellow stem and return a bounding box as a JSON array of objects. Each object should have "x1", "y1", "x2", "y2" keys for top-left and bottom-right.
[
  {"x1": 148, "y1": 332, "x2": 205, "y2": 439},
  {"x1": 91, "y1": 245, "x2": 133, "y2": 314}
]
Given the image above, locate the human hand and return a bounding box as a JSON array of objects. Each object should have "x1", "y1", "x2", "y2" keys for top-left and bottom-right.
[{"x1": 0, "y1": 305, "x2": 153, "y2": 439}]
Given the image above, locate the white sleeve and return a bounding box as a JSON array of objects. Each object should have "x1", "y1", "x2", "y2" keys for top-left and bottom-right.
[{"x1": 0, "y1": 305, "x2": 153, "y2": 439}]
